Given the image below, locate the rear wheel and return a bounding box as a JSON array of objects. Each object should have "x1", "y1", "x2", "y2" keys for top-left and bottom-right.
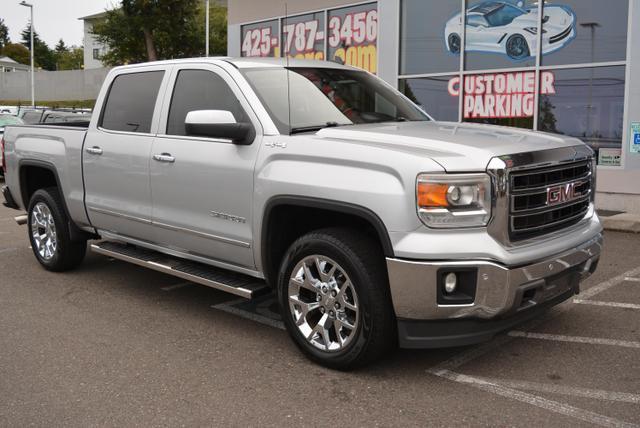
[
  {"x1": 28, "y1": 187, "x2": 86, "y2": 271},
  {"x1": 277, "y1": 228, "x2": 396, "y2": 370},
  {"x1": 448, "y1": 33, "x2": 461, "y2": 54}
]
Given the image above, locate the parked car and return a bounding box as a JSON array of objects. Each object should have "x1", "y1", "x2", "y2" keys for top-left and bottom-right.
[
  {"x1": 445, "y1": 1, "x2": 576, "y2": 60},
  {"x1": 1, "y1": 58, "x2": 602, "y2": 369},
  {"x1": 19, "y1": 108, "x2": 91, "y2": 125},
  {"x1": 0, "y1": 114, "x2": 24, "y2": 176}
]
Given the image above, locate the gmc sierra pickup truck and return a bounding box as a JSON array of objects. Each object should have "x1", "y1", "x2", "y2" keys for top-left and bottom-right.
[{"x1": 1, "y1": 58, "x2": 602, "y2": 369}]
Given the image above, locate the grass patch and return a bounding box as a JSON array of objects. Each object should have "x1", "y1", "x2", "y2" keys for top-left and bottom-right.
[{"x1": 0, "y1": 100, "x2": 96, "y2": 109}]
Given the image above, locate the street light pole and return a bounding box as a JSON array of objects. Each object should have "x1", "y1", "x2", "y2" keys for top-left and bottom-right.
[
  {"x1": 20, "y1": 1, "x2": 35, "y2": 107},
  {"x1": 205, "y1": 0, "x2": 210, "y2": 57}
]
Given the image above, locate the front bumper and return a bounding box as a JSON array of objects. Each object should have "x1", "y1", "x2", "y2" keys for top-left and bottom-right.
[{"x1": 386, "y1": 233, "x2": 602, "y2": 348}]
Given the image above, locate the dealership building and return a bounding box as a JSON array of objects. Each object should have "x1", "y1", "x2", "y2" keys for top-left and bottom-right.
[{"x1": 228, "y1": 0, "x2": 639, "y2": 212}]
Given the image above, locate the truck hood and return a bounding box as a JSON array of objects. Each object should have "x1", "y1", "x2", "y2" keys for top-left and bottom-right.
[{"x1": 315, "y1": 121, "x2": 586, "y2": 171}]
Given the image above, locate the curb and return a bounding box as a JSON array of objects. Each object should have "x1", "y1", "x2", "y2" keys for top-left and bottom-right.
[{"x1": 601, "y1": 213, "x2": 640, "y2": 233}]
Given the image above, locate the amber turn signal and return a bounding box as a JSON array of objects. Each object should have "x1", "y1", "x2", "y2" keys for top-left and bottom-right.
[{"x1": 417, "y1": 182, "x2": 450, "y2": 208}]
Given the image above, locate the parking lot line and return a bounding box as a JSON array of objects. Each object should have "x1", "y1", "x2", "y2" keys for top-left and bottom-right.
[
  {"x1": 576, "y1": 266, "x2": 640, "y2": 301},
  {"x1": 432, "y1": 370, "x2": 638, "y2": 428},
  {"x1": 508, "y1": 331, "x2": 640, "y2": 349},
  {"x1": 573, "y1": 299, "x2": 640, "y2": 310},
  {"x1": 161, "y1": 282, "x2": 191, "y2": 292},
  {"x1": 471, "y1": 376, "x2": 640, "y2": 404},
  {"x1": 624, "y1": 277, "x2": 640, "y2": 283}
]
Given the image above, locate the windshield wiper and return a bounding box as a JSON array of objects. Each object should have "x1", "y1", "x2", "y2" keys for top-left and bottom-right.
[{"x1": 290, "y1": 121, "x2": 342, "y2": 135}]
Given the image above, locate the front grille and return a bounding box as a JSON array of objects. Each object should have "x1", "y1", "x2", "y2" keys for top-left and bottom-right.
[
  {"x1": 550, "y1": 25, "x2": 572, "y2": 44},
  {"x1": 509, "y1": 160, "x2": 592, "y2": 241}
]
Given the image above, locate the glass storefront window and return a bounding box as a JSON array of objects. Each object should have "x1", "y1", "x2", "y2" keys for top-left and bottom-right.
[
  {"x1": 400, "y1": 0, "x2": 461, "y2": 75},
  {"x1": 327, "y1": 3, "x2": 378, "y2": 74},
  {"x1": 538, "y1": 66, "x2": 625, "y2": 165},
  {"x1": 460, "y1": 70, "x2": 536, "y2": 128},
  {"x1": 282, "y1": 12, "x2": 325, "y2": 60},
  {"x1": 241, "y1": 19, "x2": 280, "y2": 57},
  {"x1": 464, "y1": 0, "x2": 537, "y2": 70},
  {"x1": 400, "y1": 76, "x2": 459, "y2": 122},
  {"x1": 541, "y1": 0, "x2": 628, "y2": 66}
]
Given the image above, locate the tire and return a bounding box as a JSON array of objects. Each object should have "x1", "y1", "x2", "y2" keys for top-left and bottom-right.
[
  {"x1": 506, "y1": 34, "x2": 530, "y2": 60},
  {"x1": 27, "y1": 187, "x2": 86, "y2": 272},
  {"x1": 277, "y1": 227, "x2": 396, "y2": 370},
  {"x1": 448, "y1": 33, "x2": 461, "y2": 54}
]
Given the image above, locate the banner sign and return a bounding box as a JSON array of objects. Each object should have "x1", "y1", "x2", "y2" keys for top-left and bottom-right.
[
  {"x1": 448, "y1": 71, "x2": 556, "y2": 118},
  {"x1": 283, "y1": 12, "x2": 325, "y2": 60},
  {"x1": 241, "y1": 19, "x2": 280, "y2": 57},
  {"x1": 327, "y1": 4, "x2": 378, "y2": 73},
  {"x1": 240, "y1": 2, "x2": 378, "y2": 74}
]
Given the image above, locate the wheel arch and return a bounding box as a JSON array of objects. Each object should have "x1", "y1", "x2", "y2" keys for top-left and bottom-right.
[
  {"x1": 260, "y1": 195, "x2": 394, "y2": 287},
  {"x1": 19, "y1": 159, "x2": 96, "y2": 242}
]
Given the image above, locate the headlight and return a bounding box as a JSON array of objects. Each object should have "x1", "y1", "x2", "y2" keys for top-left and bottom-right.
[{"x1": 416, "y1": 173, "x2": 492, "y2": 228}]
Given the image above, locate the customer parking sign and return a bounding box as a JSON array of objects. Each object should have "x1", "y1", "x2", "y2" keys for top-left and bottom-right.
[{"x1": 631, "y1": 122, "x2": 640, "y2": 153}]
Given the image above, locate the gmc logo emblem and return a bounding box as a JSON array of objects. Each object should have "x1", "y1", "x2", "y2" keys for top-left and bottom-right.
[{"x1": 546, "y1": 181, "x2": 584, "y2": 206}]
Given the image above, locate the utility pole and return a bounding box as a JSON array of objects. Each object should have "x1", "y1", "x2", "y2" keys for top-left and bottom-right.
[
  {"x1": 205, "y1": 0, "x2": 210, "y2": 57},
  {"x1": 20, "y1": 1, "x2": 35, "y2": 107}
]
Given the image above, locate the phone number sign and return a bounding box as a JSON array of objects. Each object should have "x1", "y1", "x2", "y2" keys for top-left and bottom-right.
[{"x1": 240, "y1": 2, "x2": 378, "y2": 74}]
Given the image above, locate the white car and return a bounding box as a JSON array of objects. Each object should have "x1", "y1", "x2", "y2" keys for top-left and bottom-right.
[{"x1": 445, "y1": 1, "x2": 576, "y2": 60}]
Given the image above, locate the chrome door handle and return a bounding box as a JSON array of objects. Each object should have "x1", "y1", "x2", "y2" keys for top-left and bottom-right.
[
  {"x1": 85, "y1": 146, "x2": 103, "y2": 155},
  {"x1": 153, "y1": 153, "x2": 175, "y2": 163}
]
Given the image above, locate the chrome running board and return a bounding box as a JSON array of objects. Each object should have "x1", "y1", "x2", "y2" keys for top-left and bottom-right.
[{"x1": 91, "y1": 241, "x2": 269, "y2": 299}]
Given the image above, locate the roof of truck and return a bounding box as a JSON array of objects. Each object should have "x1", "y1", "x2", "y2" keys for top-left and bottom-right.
[{"x1": 111, "y1": 57, "x2": 356, "y2": 71}]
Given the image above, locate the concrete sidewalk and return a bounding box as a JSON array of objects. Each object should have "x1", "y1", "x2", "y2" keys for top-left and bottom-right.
[{"x1": 599, "y1": 212, "x2": 640, "y2": 233}]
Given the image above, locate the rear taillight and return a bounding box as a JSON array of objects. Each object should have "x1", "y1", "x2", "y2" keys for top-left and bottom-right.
[{"x1": 1, "y1": 137, "x2": 6, "y2": 174}]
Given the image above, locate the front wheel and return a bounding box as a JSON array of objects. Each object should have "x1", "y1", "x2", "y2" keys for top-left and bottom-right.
[
  {"x1": 28, "y1": 187, "x2": 86, "y2": 271},
  {"x1": 506, "y1": 34, "x2": 530, "y2": 60},
  {"x1": 277, "y1": 228, "x2": 396, "y2": 370}
]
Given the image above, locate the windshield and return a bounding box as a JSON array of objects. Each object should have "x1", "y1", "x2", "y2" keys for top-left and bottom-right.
[
  {"x1": 484, "y1": 4, "x2": 526, "y2": 27},
  {"x1": 0, "y1": 115, "x2": 23, "y2": 127},
  {"x1": 241, "y1": 67, "x2": 430, "y2": 134}
]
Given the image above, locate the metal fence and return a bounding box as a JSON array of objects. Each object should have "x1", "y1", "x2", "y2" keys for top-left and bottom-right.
[{"x1": 0, "y1": 68, "x2": 111, "y2": 102}]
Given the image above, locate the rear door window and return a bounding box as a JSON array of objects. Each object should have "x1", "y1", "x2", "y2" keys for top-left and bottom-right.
[{"x1": 100, "y1": 71, "x2": 164, "y2": 133}]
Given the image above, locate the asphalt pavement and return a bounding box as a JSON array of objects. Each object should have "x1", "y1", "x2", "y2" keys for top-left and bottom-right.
[{"x1": 1, "y1": 201, "x2": 639, "y2": 427}]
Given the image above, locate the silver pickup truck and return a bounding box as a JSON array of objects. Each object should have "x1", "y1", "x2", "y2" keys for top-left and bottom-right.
[{"x1": 1, "y1": 58, "x2": 602, "y2": 369}]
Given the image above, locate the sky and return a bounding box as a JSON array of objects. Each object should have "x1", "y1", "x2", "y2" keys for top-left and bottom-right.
[{"x1": 1, "y1": 0, "x2": 117, "y2": 48}]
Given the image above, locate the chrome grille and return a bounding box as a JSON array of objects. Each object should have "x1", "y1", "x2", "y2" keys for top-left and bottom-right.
[{"x1": 509, "y1": 160, "x2": 592, "y2": 241}]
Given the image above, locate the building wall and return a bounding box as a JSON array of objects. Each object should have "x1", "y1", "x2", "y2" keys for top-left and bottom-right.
[
  {"x1": 228, "y1": 0, "x2": 353, "y2": 24},
  {"x1": 83, "y1": 19, "x2": 106, "y2": 70},
  {"x1": 0, "y1": 68, "x2": 110, "y2": 101}
]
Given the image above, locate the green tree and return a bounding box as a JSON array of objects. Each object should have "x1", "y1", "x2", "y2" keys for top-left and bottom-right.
[
  {"x1": 0, "y1": 18, "x2": 9, "y2": 53},
  {"x1": 54, "y1": 38, "x2": 68, "y2": 54},
  {"x1": 2, "y1": 43, "x2": 30, "y2": 65},
  {"x1": 92, "y1": 0, "x2": 227, "y2": 66},
  {"x1": 20, "y1": 25, "x2": 56, "y2": 70},
  {"x1": 56, "y1": 47, "x2": 84, "y2": 70}
]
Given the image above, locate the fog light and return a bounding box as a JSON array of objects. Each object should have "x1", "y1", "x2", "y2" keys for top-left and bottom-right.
[{"x1": 444, "y1": 272, "x2": 457, "y2": 293}]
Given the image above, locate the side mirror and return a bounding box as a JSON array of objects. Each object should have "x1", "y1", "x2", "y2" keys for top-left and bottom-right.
[{"x1": 185, "y1": 110, "x2": 255, "y2": 145}]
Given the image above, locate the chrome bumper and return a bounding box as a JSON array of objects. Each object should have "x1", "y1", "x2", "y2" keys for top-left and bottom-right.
[{"x1": 386, "y1": 233, "x2": 603, "y2": 320}]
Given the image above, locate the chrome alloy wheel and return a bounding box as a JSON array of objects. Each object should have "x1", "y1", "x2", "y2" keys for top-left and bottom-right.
[
  {"x1": 30, "y1": 202, "x2": 57, "y2": 261},
  {"x1": 288, "y1": 255, "x2": 360, "y2": 352}
]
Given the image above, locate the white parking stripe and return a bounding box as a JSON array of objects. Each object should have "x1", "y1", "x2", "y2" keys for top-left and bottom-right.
[
  {"x1": 624, "y1": 277, "x2": 640, "y2": 283},
  {"x1": 471, "y1": 376, "x2": 640, "y2": 404},
  {"x1": 574, "y1": 299, "x2": 640, "y2": 310},
  {"x1": 508, "y1": 331, "x2": 640, "y2": 349},
  {"x1": 431, "y1": 370, "x2": 638, "y2": 428},
  {"x1": 161, "y1": 282, "x2": 191, "y2": 292},
  {"x1": 577, "y1": 266, "x2": 640, "y2": 300},
  {"x1": 211, "y1": 302, "x2": 285, "y2": 331}
]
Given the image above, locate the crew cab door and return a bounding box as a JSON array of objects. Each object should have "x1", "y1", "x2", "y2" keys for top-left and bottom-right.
[
  {"x1": 149, "y1": 65, "x2": 262, "y2": 269},
  {"x1": 83, "y1": 68, "x2": 167, "y2": 240}
]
